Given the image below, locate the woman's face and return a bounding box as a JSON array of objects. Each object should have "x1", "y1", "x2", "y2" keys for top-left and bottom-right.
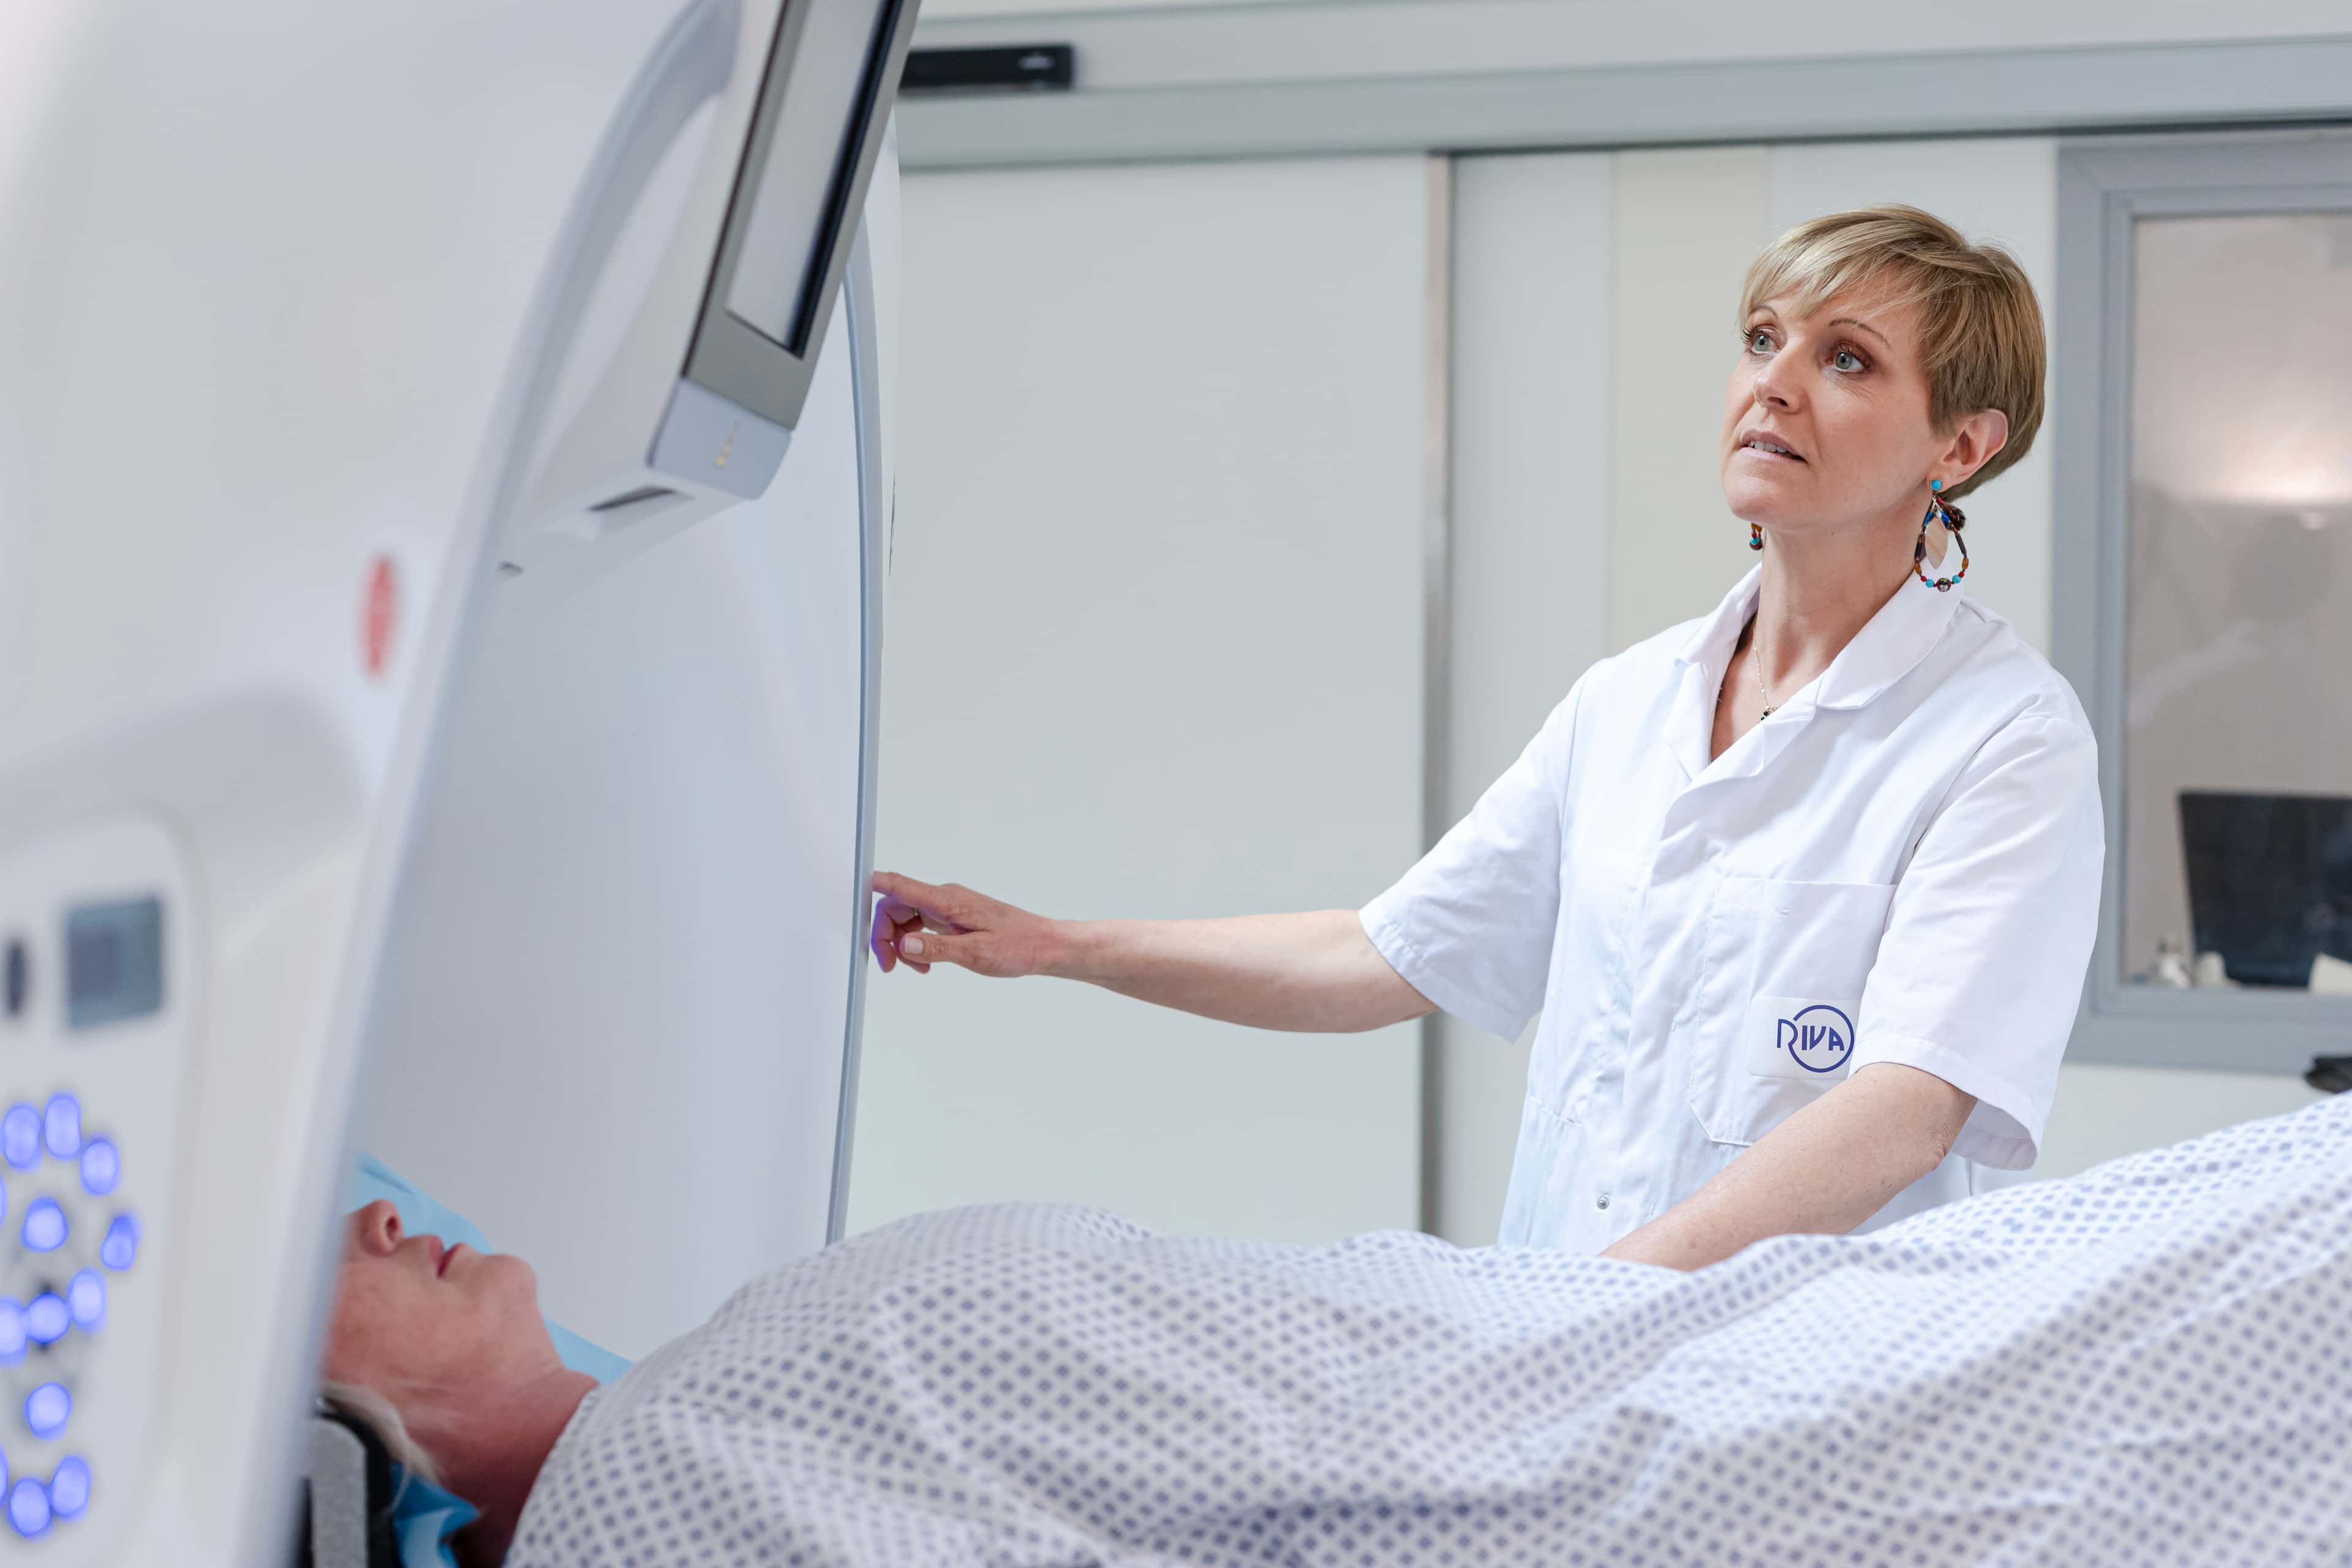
[
  {"x1": 323, "y1": 1200, "x2": 556, "y2": 1415},
  {"x1": 1719, "y1": 281, "x2": 1985, "y2": 534}
]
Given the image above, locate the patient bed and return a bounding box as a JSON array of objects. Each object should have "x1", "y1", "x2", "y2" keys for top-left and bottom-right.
[{"x1": 307, "y1": 1092, "x2": 2352, "y2": 1566}]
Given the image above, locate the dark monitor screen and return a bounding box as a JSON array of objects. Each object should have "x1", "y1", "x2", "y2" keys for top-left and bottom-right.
[
  {"x1": 65, "y1": 895, "x2": 164, "y2": 1031},
  {"x1": 685, "y1": 0, "x2": 918, "y2": 429},
  {"x1": 2179, "y1": 790, "x2": 2352, "y2": 987}
]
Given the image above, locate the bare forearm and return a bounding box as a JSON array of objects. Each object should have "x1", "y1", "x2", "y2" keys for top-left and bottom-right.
[
  {"x1": 1047, "y1": 910, "x2": 1432, "y2": 1033},
  {"x1": 871, "y1": 874, "x2": 1433, "y2": 1033},
  {"x1": 1601, "y1": 1064, "x2": 1974, "y2": 1271}
]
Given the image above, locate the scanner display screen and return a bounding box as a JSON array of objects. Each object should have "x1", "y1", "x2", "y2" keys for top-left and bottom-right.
[
  {"x1": 64, "y1": 897, "x2": 162, "y2": 1031},
  {"x1": 724, "y1": 0, "x2": 900, "y2": 353}
]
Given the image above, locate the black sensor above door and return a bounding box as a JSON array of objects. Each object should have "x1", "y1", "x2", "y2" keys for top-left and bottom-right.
[{"x1": 901, "y1": 44, "x2": 1073, "y2": 93}]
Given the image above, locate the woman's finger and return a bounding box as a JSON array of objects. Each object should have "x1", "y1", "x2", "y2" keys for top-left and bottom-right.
[
  {"x1": 873, "y1": 871, "x2": 958, "y2": 921},
  {"x1": 899, "y1": 930, "x2": 976, "y2": 968},
  {"x1": 872, "y1": 896, "x2": 946, "y2": 972}
]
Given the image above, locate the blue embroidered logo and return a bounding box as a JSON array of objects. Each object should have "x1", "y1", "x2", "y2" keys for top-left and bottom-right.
[{"x1": 1775, "y1": 1004, "x2": 1854, "y2": 1074}]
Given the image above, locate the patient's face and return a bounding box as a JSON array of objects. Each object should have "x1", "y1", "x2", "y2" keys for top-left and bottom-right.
[{"x1": 325, "y1": 1200, "x2": 556, "y2": 1408}]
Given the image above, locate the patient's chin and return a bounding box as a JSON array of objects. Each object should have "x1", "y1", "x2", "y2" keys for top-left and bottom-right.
[{"x1": 480, "y1": 1251, "x2": 537, "y2": 1303}]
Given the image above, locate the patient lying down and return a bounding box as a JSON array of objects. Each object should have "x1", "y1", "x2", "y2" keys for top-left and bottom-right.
[{"x1": 326, "y1": 1095, "x2": 2352, "y2": 1567}]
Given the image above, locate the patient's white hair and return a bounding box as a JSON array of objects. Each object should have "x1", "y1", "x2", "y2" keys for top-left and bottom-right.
[{"x1": 321, "y1": 1381, "x2": 442, "y2": 1488}]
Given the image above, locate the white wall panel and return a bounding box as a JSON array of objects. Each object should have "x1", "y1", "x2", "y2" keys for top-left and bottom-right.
[
  {"x1": 850, "y1": 157, "x2": 1430, "y2": 1243},
  {"x1": 1436, "y1": 152, "x2": 1612, "y2": 1243},
  {"x1": 1606, "y1": 148, "x2": 1778, "y2": 653},
  {"x1": 2036, "y1": 1063, "x2": 2321, "y2": 1178}
]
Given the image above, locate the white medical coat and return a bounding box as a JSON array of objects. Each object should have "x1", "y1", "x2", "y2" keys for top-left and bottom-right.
[{"x1": 1362, "y1": 567, "x2": 2103, "y2": 1251}]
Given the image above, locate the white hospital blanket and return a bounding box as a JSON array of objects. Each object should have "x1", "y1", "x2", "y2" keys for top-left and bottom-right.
[{"x1": 510, "y1": 1096, "x2": 2352, "y2": 1566}]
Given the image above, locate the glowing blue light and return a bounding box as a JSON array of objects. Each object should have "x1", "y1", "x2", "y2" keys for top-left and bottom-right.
[
  {"x1": 65, "y1": 1273, "x2": 101, "y2": 1334},
  {"x1": 99, "y1": 1215, "x2": 137, "y2": 1272},
  {"x1": 46, "y1": 1460, "x2": 84, "y2": 1521},
  {"x1": 24, "y1": 1297, "x2": 64, "y2": 1349},
  {"x1": 21, "y1": 1200, "x2": 64, "y2": 1254},
  {"x1": 0, "y1": 1300, "x2": 26, "y2": 1364},
  {"x1": 0, "y1": 1109, "x2": 37, "y2": 1171},
  {"x1": 23, "y1": 1384, "x2": 67, "y2": 1441},
  {"x1": 78, "y1": 1140, "x2": 117, "y2": 1198},
  {"x1": 7, "y1": 1479, "x2": 47, "y2": 1537},
  {"x1": 40, "y1": 1098, "x2": 77, "y2": 1162}
]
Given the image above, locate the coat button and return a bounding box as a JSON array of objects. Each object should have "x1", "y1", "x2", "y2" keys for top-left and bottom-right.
[{"x1": 1595, "y1": 1193, "x2": 1611, "y2": 1211}]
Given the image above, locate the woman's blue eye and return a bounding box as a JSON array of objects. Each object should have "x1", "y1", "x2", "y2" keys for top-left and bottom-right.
[
  {"x1": 1747, "y1": 329, "x2": 1774, "y2": 353},
  {"x1": 1833, "y1": 349, "x2": 1866, "y2": 372}
]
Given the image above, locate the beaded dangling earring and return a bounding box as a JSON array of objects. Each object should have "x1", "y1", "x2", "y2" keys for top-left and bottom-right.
[
  {"x1": 1749, "y1": 521, "x2": 1764, "y2": 552},
  {"x1": 1913, "y1": 478, "x2": 1970, "y2": 592}
]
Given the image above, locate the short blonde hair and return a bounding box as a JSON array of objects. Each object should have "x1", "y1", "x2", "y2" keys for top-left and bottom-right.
[{"x1": 1740, "y1": 205, "x2": 2045, "y2": 501}]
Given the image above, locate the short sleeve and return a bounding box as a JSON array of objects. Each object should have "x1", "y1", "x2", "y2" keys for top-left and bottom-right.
[
  {"x1": 1851, "y1": 712, "x2": 2104, "y2": 1169},
  {"x1": 1359, "y1": 679, "x2": 1583, "y2": 1042}
]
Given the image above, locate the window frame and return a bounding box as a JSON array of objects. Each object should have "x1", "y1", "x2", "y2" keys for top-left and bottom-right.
[{"x1": 2054, "y1": 130, "x2": 2352, "y2": 1074}]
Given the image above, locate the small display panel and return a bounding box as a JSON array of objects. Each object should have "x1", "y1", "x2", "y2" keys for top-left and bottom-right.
[
  {"x1": 723, "y1": 0, "x2": 903, "y2": 353},
  {"x1": 2180, "y1": 791, "x2": 2352, "y2": 987},
  {"x1": 64, "y1": 897, "x2": 163, "y2": 1031}
]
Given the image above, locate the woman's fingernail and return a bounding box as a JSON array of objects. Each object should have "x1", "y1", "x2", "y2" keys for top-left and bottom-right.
[{"x1": 903, "y1": 937, "x2": 924, "y2": 956}]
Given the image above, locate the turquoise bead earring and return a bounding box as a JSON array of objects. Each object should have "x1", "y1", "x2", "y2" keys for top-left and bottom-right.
[
  {"x1": 1913, "y1": 478, "x2": 1970, "y2": 592},
  {"x1": 1749, "y1": 521, "x2": 1763, "y2": 552}
]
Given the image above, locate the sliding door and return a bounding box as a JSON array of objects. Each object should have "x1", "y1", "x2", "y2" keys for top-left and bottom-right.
[{"x1": 851, "y1": 156, "x2": 1435, "y2": 1242}]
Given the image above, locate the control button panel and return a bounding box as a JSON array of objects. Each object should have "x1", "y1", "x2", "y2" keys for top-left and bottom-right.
[
  {"x1": 0, "y1": 818, "x2": 184, "y2": 1561},
  {"x1": 0, "y1": 1091, "x2": 140, "y2": 1539}
]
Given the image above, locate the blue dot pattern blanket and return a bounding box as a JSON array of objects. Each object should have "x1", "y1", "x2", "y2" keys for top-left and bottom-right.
[{"x1": 510, "y1": 1095, "x2": 2352, "y2": 1566}]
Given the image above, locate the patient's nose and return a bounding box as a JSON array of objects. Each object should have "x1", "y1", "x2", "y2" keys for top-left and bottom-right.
[{"x1": 350, "y1": 1200, "x2": 403, "y2": 1255}]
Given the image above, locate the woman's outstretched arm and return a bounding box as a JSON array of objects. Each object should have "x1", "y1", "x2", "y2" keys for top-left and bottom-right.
[{"x1": 870, "y1": 872, "x2": 1433, "y2": 1035}]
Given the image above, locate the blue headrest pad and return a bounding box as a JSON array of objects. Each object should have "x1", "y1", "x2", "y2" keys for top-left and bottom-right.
[
  {"x1": 388, "y1": 1468, "x2": 476, "y2": 1568},
  {"x1": 345, "y1": 1153, "x2": 632, "y2": 1385}
]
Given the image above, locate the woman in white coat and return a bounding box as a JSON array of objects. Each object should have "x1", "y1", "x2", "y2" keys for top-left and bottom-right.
[{"x1": 870, "y1": 205, "x2": 2102, "y2": 1272}]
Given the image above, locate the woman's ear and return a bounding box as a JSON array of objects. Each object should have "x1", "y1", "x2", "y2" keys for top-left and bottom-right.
[{"x1": 1939, "y1": 407, "x2": 2010, "y2": 489}]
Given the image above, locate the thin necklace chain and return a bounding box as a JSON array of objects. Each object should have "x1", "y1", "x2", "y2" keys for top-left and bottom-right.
[{"x1": 1744, "y1": 557, "x2": 1912, "y2": 722}]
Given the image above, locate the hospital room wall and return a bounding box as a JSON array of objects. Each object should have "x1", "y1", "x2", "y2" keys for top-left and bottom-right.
[
  {"x1": 848, "y1": 157, "x2": 1433, "y2": 1245},
  {"x1": 1434, "y1": 137, "x2": 2320, "y2": 1244}
]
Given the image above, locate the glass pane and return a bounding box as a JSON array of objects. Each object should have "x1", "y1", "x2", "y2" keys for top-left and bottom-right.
[{"x1": 2122, "y1": 213, "x2": 2352, "y2": 993}]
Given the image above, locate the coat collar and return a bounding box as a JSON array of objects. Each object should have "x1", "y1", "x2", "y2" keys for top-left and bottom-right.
[{"x1": 1673, "y1": 563, "x2": 1967, "y2": 714}]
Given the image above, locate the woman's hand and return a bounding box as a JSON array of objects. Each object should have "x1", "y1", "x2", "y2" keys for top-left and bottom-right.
[{"x1": 869, "y1": 872, "x2": 1061, "y2": 978}]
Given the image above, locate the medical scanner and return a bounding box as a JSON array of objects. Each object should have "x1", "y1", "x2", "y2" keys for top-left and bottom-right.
[{"x1": 0, "y1": 0, "x2": 916, "y2": 1558}]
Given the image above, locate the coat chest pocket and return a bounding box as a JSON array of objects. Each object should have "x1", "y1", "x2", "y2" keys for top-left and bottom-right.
[{"x1": 1684, "y1": 876, "x2": 1895, "y2": 1147}]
